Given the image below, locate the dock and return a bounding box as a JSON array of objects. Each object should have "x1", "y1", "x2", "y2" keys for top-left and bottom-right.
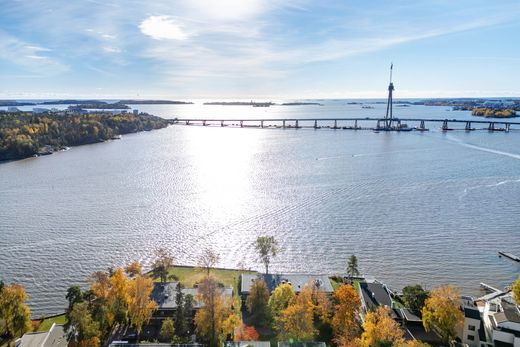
[{"x1": 498, "y1": 251, "x2": 520, "y2": 262}]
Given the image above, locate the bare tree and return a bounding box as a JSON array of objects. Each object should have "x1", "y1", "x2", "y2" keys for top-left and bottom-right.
[{"x1": 198, "y1": 248, "x2": 220, "y2": 277}]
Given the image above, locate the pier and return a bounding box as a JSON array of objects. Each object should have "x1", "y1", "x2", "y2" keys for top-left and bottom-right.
[
  {"x1": 168, "y1": 117, "x2": 520, "y2": 132},
  {"x1": 498, "y1": 251, "x2": 520, "y2": 262}
]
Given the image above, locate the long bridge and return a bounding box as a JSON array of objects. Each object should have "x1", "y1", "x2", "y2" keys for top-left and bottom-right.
[{"x1": 168, "y1": 117, "x2": 520, "y2": 132}]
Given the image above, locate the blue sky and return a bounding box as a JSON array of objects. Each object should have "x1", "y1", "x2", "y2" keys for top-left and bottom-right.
[{"x1": 1, "y1": 0, "x2": 520, "y2": 99}]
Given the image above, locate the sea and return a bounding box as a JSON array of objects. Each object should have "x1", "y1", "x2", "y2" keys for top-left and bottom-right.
[{"x1": 1, "y1": 100, "x2": 519, "y2": 317}]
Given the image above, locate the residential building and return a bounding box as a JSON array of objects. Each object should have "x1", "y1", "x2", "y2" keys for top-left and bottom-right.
[{"x1": 15, "y1": 324, "x2": 68, "y2": 347}]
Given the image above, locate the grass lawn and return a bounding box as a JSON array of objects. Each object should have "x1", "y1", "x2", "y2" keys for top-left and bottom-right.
[
  {"x1": 37, "y1": 314, "x2": 68, "y2": 332},
  {"x1": 165, "y1": 266, "x2": 257, "y2": 289}
]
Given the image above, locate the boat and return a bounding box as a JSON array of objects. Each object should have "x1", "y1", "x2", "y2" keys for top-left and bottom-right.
[{"x1": 498, "y1": 251, "x2": 520, "y2": 262}]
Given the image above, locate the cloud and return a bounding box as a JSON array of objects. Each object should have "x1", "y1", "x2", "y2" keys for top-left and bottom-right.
[{"x1": 139, "y1": 16, "x2": 190, "y2": 40}]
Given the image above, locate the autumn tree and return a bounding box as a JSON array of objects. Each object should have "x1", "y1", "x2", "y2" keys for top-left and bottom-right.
[
  {"x1": 402, "y1": 285, "x2": 428, "y2": 313},
  {"x1": 332, "y1": 285, "x2": 362, "y2": 344},
  {"x1": 513, "y1": 275, "x2": 520, "y2": 305},
  {"x1": 0, "y1": 283, "x2": 32, "y2": 338},
  {"x1": 151, "y1": 248, "x2": 174, "y2": 283},
  {"x1": 297, "y1": 282, "x2": 332, "y2": 341},
  {"x1": 254, "y1": 236, "x2": 279, "y2": 275},
  {"x1": 160, "y1": 318, "x2": 175, "y2": 342},
  {"x1": 278, "y1": 302, "x2": 316, "y2": 341},
  {"x1": 108, "y1": 267, "x2": 130, "y2": 325},
  {"x1": 125, "y1": 262, "x2": 143, "y2": 277},
  {"x1": 421, "y1": 285, "x2": 463, "y2": 345},
  {"x1": 195, "y1": 276, "x2": 237, "y2": 347},
  {"x1": 128, "y1": 275, "x2": 157, "y2": 338},
  {"x1": 198, "y1": 248, "x2": 220, "y2": 276},
  {"x1": 66, "y1": 286, "x2": 84, "y2": 312},
  {"x1": 234, "y1": 323, "x2": 260, "y2": 341},
  {"x1": 358, "y1": 306, "x2": 404, "y2": 347},
  {"x1": 68, "y1": 301, "x2": 101, "y2": 347},
  {"x1": 268, "y1": 283, "x2": 296, "y2": 324},
  {"x1": 346, "y1": 255, "x2": 360, "y2": 277},
  {"x1": 246, "y1": 279, "x2": 270, "y2": 326}
]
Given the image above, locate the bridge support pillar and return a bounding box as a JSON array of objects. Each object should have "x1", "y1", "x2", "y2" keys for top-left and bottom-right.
[
  {"x1": 261, "y1": 120, "x2": 264, "y2": 128},
  {"x1": 186, "y1": 120, "x2": 190, "y2": 125},
  {"x1": 488, "y1": 122, "x2": 494, "y2": 131},
  {"x1": 506, "y1": 123, "x2": 510, "y2": 132},
  {"x1": 202, "y1": 120, "x2": 206, "y2": 126},
  {"x1": 376, "y1": 120, "x2": 381, "y2": 129},
  {"x1": 283, "y1": 120, "x2": 286, "y2": 128},
  {"x1": 420, "y1": 120, "x2": 425, "y2": 129},
  {"x1": 442, "y1": 120, "x2": 448, "y2": 131},
  {"x1": 221, "y1": 120, "x2": 224, "y2": 127},
  {"x1": 333, "y1": 120, "x2": 337, "y2": 129},
  {"x1": 240, "y1": 120, "x2": 243, "y2": 128},
  {"x1": 314, "y1": 120, "x2": 318, "y2": 129},
  {"x1": 295, "y1": 120, "x2": 299, "y2": 128},
  {"x1": 355, "y1": 120, "x2": 358, "y2": 129},
  {"x1": 465, "y1": 121, "x2": 471, "y2": 131}
]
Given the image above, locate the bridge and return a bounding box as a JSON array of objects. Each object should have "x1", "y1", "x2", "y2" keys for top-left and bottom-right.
[{"x1": 168, "y1": 117, "x2": 520, "y2": 132}]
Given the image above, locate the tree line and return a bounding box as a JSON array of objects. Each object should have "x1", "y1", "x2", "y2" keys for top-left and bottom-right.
[{"x1": 0, "y1": 111, "x2": 168, "y2": 161}]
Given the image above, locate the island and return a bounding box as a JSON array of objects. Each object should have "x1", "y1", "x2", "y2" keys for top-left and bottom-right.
[
  {"x1": 0, "y1": 110, "x2": 168, "y2": 161},
  {"x1": 118, "y1": 99, "x2": 193, "y2": 104},
  {"x1": 72, "y1": 103, "x2": 130, "y2": 109},
  {"x1": 0, "y1": 100, "x2": 37, "y2": 107},
  {"x1": 471, "y1": 108, "x2": 517, "y2": 118},
  {"x1": 280, "y1": 102, "x2": 323, "y2": 106}
]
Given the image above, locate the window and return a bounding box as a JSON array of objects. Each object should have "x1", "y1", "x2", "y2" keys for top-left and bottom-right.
[
  {"x1": 468, "y1": 325, "x2": 476, "y2": 331},
  {"x1": 467, "y1": 335, "x2": 475, "y2": 341}
]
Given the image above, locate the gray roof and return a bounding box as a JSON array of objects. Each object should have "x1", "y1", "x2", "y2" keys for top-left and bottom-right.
[
  {"x1": 227, "y1": 342, "x2": 271, "y2": 347},
  {"x1": 278, "y1": 342, "x2": 326, "y2": 347},
  {"x1": 17, "y1": 324, "x2": 67, "y2": 347},
  {"x1": 240, "y1": 274, "x2": 333, "y2": 294},
  {"x1": 501, "y1": 298, "x2": 520, "y2": 323},
  {"x1": 401, "y1": 308, "x2": 422, "y2": 322},
  {"x1": 151, "y1": 282, "x2": 233, "y2": 310},
  {"x1": 359, "y1": 282, "x2": 392, "y2": 310}
]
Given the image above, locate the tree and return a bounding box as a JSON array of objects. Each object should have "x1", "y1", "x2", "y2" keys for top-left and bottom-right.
[
  {"x1": 269, "y1": 283, "x2": 296, "y2": 323},
  {"x1": 297, "y1": 282, "x2": 332, "y2": 341},
  {"x1": 66, "y1": 286, "x2": 84, "y2": 312},
  {"x1": 108, "y1": 267, "x2": 130, "y2": 325},
  {"x1": 278, "y1": 302, "x2": 316, "y2": 342},
  {"x1": 358, "y1": 306, "x2": 404, "y2": 347},
  {"x1": 513, "y1": 275, "x2": 520, "y2": 305},
  {"x1": 151, "y1": 248, "x2": 174, "y2": 283},
  {"x1": 422, "y1": 285, "x2": 463, "y2": 345},
  {"x1": 183, "y1": 294, "x2": 194, "y2": 336},
  {"x1": 160, "y1": 318, "x2": 175, "y2": 342},
  {"x1": 0, "y1": 283, "x2": 32, "y2": 338},
  {"x1": 195, "y1": 276, "x2": 236, "y2": 347},
  {"x1": 68, "y1": 301, "x2": 101, "y2": 347},
  {"x1": 402, "y1": 285, "x2": 429, "y2": 313},
  {"x1": 234, "y1": 323, "x2": 260, "y2": 341},
  {"x1": 246, "y1": 279, "x2": 270, "y2": 326},
  {"x1": 198, "y1": 248, "x2": 220, "y2": 276},
  {"x1": 346, "y1": 255, "x2": 360, "y2": 277},
  {"x1": 174, "y1": 283, "x2": 187, "y2": 337},
  {"x1": 127, "y1": 275, "x2": 157, "y2": 338},
  {"x1": 125, "y1": 262, "x2": 143, "y2": 277},
  {"x1": 332, "y1": 285, "x2": 362, "y2": 344},
  {"x1": 254, "y1": 236, "x2": 279, "y2": 275}
]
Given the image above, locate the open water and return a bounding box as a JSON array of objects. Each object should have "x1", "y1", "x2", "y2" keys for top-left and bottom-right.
[{"x1": 1, "y1": 100, "x2": 520, "y2": 316}]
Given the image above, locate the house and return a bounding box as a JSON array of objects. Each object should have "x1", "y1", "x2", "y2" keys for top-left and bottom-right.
[
  {"x1": 7, "y1": 106, "x2": 20, "y2": 112},
  {"x1": 150, "y1": 282, "x2": 233, "y2": 321},
  {"x1": 15, "y1": 324, "x2": 68, "y2": 347},
  {"x1": 240, "y1": 273, "x2": 333, "y2": 300},
  {"x1": 226, "y1": 341, "x2": 271, "y2": 347},
  {"x1": 278, "y1": 342, "x2": 326, "y2": 347},
  {"x1": 462, "y1": 289, "x2": 520, "y2": 347}
]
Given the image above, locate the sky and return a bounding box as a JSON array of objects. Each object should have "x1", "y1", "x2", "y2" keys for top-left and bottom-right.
[{"x1": 1, "y1": 0, "x2": 520, "y2": 99}]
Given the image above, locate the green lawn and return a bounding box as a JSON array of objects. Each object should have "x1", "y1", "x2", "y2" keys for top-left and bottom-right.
[
  {"x1": 164, "y1": 266, "x2": 257, "y2": 288},
  {"x1": 37, "y1": 314, "x2": 67, "y2": 332}
]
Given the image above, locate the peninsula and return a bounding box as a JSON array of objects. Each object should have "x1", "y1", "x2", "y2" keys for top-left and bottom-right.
[{"x1": 0, "y1": 110, "x2": 168, "y2": 161}]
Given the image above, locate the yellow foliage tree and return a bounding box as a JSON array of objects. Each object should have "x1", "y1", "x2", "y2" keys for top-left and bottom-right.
[
  {"x1": 0, "y1": 284, "x2": 32, "y2": 338},
  {"x1": 269, "y1": 283, "x2": 296, "y2": 326},
  {"x1": 195, "y1": 276, "x2": 238, "y2": 347},
  {"x1": 278, "y1": 302, "x2": 316, "y2": 342},
  {"x1": 108, "y1": 267, "x2": 130, "y2": 325},
  {"x1": 421, "y1": 285, "x2": 463, "y2": 344},
  {"x1": 513, "y1": 275, "x2": 520, "y2": 305},
  {"x1": 128, "y1": 275, "x2": 157, "y2": 338},
  {"x1": 125, "y1": 262, "x2": 143, "y2": 277},
  {"x1": 297, "y1": 282, "x2": 332, "y2": 324},
  {"x1": 358, "y1": 306, "x2": 404, "y2": 347},
  {"x1": 332, "y1": 285, "x2": 362, "y2": 344}
]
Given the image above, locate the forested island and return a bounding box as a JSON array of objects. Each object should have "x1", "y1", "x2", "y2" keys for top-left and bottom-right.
[
  {"x1": 471, "y1": 108, "x2": 517, "y2": 118},
  {"x1": 119, "y1": 99, "x2": 193, "y2": 104},
  {"x1": 0, "y1": 111, "x2": 168, "y2": 161}
]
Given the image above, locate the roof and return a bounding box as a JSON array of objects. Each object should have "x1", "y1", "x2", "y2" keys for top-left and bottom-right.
[
  {"x1": 227, "y1": 342, "x2": 271, "y2": 347},
  {"x1": 401, "y1": 308, "x2": 422, "y2": 323},
  {"x1": 17, "y1": 324, "x2": 67, "y2": 347},
  {"x1": 277, "y1": 342, "x2": 326, "y2": 347},
  {"x1": 151, "y1": 282, "x2": 233, "y2": 310},
  {"x1": 359, "y1": 282, "x2": 392, "y2": 310},
  {"x1": 501, "y1": 298, "x2": 520, "y2": 323},
  {"x1": 240, "y1": 274, "x2": 333, "y2": 294}
]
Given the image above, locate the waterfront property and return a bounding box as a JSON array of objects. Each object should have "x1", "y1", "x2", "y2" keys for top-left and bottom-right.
[
  {"x1": 462, "y1": 290, "x2": 520, "y2": 347},
  {"x1": 16, "y1": 324, "x2": 68, "y2": 347}
]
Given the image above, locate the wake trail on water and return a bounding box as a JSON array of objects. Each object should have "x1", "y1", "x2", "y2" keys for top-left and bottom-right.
[
  {"x1": 316, "y1": 148, "x2": 435, "y2": 160},
  {"x1": 445, "y1": 134, "x2": 520, "y2": 160}
]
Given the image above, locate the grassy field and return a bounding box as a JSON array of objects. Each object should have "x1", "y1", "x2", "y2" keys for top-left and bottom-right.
[
  {"x1": 37, "y1": 314, "x2": 67, "y2": 332},
  {"x1": 165, "y1": 266, "x2": 256, "y2": 288}
]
